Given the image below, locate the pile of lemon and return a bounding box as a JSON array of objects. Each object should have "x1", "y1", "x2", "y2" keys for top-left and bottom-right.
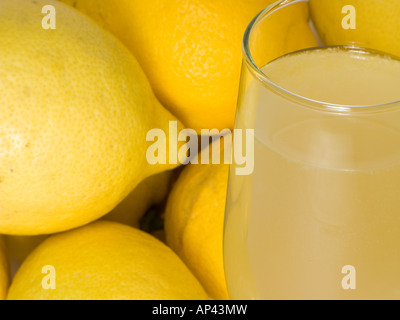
[{"x1": 1, "y1": 0, "x2": 395, "y2": 300}]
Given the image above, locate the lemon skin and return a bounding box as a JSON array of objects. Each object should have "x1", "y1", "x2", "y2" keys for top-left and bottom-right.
[
  {"x1": 7, "y1": 221, "x2": 208, "y2": 300},
  {"x1": 0, "y1": 0, "x2": 183, "y2": 235}
]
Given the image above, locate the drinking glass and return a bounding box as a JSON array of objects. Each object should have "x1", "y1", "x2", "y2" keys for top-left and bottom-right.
[{"x1": 224, "y1": 0, "x2": 400, "y2": 300}]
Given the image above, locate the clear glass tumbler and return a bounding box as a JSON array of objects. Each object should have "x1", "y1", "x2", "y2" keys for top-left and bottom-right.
[{"x1": 224, "y1": 0, "x2": 400, "y2": 300}]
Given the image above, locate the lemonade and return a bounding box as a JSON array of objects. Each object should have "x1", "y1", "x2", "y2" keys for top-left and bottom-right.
[{"x1": 225, "y1": 47, "x2": 400, "y2": 300}]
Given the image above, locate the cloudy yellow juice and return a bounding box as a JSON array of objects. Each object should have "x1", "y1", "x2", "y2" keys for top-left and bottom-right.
[{"x1": 224, "y1": 47, "x2": 400, "y2": 300}]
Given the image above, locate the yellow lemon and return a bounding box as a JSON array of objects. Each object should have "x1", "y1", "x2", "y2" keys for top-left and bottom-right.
[
  {"x1": 0, "y1": 237, "x2": 10, "y2": 300},
  {"x1": 7, "y1": 221, "x2": 208, "y2": 300},
  {"x1": 5, "y1": 171, "x2": 173, "y2": 261},
  {"x1": 164, "y1": 139, "x2": 230, "y2": 300},
  {"x1": 310, "y1": 0, "x2": 400, "y2": 57},
  {"x1": 104, "y1": 170, "x2": 173, "y2": 228},
  {"x1": 59, "y1": 0, "x2": 316, "y2": 132},
  {"x1": 0, "y1": 0, "x2": 183, "y2": 235}
]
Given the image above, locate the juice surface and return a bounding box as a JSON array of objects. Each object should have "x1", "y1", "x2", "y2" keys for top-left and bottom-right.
[{"x1": 264, "y1": 47, "x2": 400, "y2": 106}]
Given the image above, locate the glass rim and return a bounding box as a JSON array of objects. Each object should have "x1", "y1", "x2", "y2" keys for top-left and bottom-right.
[{"x1": 242, "y1": 0, "x2": 400, "y2": 113}]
